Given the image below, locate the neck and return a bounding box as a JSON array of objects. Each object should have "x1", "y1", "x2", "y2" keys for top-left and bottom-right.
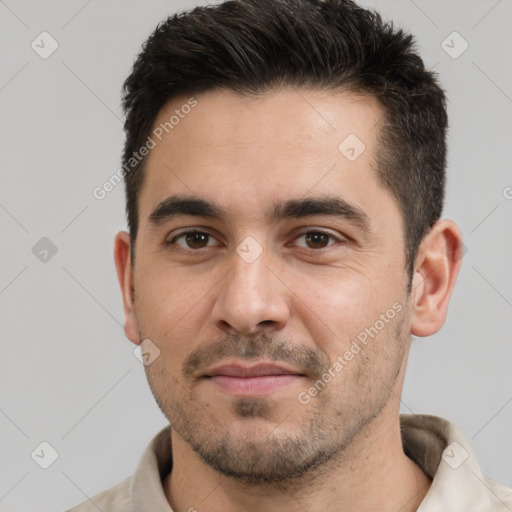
[{"x1": 164, "y1": 411, "x2": 431, "y2": 512}]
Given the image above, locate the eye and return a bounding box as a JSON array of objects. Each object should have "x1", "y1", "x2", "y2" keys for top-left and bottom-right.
[
  {"x1": 167, "y1": 229, "x2": 344, "y2": 252},
  {"x1": 167, "y1": 230, "x2": 219, "y2": 250},
  {"x1": 292, "y1": 230, "x2": 342, "y2": 250}
]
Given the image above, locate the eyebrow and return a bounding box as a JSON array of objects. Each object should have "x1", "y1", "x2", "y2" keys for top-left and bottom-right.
[{"x1": 148, "y1": 194, "x2": 370, "y2": 231}]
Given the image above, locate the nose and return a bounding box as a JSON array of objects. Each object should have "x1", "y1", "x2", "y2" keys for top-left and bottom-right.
[{"x1": 211, "y1": 245, "x2": 291, "y2": 335}]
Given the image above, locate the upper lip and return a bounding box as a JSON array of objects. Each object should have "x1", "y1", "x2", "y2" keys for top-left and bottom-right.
[{"x1": 204, "y1": 361, "x2": 304, "y2": 378}]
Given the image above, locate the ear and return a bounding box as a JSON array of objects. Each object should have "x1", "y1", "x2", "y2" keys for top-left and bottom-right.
[
  {"x1": 410, "y1": 219, "x2": 463, "y2": 337},
  {"x1": 114, "y1": 231, "x2": 141, "y2": 346}
]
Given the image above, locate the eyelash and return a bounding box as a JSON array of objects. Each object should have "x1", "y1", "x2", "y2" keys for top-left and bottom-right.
[{"x1": 166, "y1": 229, "x2": 344, "y2": 252}]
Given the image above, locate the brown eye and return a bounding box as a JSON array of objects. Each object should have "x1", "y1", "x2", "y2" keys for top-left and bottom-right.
[
  {"x1": 304, "y1": 232, "x2": 331, "y2": 249},
  {"x1": 184, "y1": 232, "x2": 210, "y2": 249},
  {"x1": 168, "y1": 231, "x2": 216, "y2": 250},
  {"x1": 292, "y1": 229, "x2": 347, "y2": 254}
]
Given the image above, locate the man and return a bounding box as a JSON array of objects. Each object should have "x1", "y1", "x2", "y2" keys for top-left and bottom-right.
[{"x1": 68, "y1": 0, "x2": 512, "y2": 510}]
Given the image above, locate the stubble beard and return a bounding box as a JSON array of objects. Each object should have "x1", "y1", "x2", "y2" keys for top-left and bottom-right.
[{"x1": 144, "y1": 311, "x2": 408, "y2": 489}]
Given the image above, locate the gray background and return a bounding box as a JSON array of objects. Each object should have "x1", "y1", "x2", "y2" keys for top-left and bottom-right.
[{"x1": 0, "y1": 0, "x2": 511, "y2": 510}]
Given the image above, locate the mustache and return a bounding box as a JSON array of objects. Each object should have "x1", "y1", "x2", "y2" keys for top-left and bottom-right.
[{"x1": 181, "y1": 331, "x2": 331, "y2": 381}]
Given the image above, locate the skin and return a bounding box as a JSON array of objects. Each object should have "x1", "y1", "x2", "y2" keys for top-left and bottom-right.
[{"x1": 114, "y1": 87, "x2": 463, "y2": 512}]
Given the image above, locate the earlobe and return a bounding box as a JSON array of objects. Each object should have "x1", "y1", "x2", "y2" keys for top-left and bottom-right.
[
  {"x1": 113, "y1": 231, "x2": 141, "y2": 345},
  {"x1": 410, "y1": 220, "x2": 463, "y2": 338}
]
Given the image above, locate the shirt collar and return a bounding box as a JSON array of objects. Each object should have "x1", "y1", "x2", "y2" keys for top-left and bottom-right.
[
  {"x1": 401, "y1": 414, "x2": 498, "y2": 511},
  {"x1": 130, "y1": 423, "x2": 174, "y2": 511},
  {"x1": 128, "y1": 414, "x2": 502, "y2": 511}
]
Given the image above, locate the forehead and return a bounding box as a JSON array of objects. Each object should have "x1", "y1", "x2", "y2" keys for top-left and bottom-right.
[
  {"x1": 149, "y1": 87, "x2": 383, "y2": 157},
  {"x1": 138, "y1": 87, "x2": 393, "y2": 227}
]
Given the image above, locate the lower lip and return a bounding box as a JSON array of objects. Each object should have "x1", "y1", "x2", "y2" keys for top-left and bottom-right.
[{"x1": 207, "y1": 375, "x2": 303, "y2": 395}]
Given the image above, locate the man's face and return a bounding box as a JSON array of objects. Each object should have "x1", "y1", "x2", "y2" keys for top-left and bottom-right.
[{"x1": 130, "y1": 88, "x2": 412, "y2": 483}]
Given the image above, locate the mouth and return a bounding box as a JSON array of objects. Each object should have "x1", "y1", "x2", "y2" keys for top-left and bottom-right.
[{"x1": 203, "y1": 361, "x2": 306, "y2": 395}]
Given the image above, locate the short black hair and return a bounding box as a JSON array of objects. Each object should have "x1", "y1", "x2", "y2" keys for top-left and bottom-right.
[{"x1": 121, "y1": 0, "x2": 448, "y2": 286}]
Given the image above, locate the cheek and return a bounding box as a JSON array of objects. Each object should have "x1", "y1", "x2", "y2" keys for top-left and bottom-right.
[
  {"x1": 135, "y1": 266, "x2": 216, "y2": 363},
  {"x1": 137, "y1": 263, "x2": 205, "y2": 319},
  {"x1": 292, "y1": 269, "x2": 402, "y2": 352}
]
